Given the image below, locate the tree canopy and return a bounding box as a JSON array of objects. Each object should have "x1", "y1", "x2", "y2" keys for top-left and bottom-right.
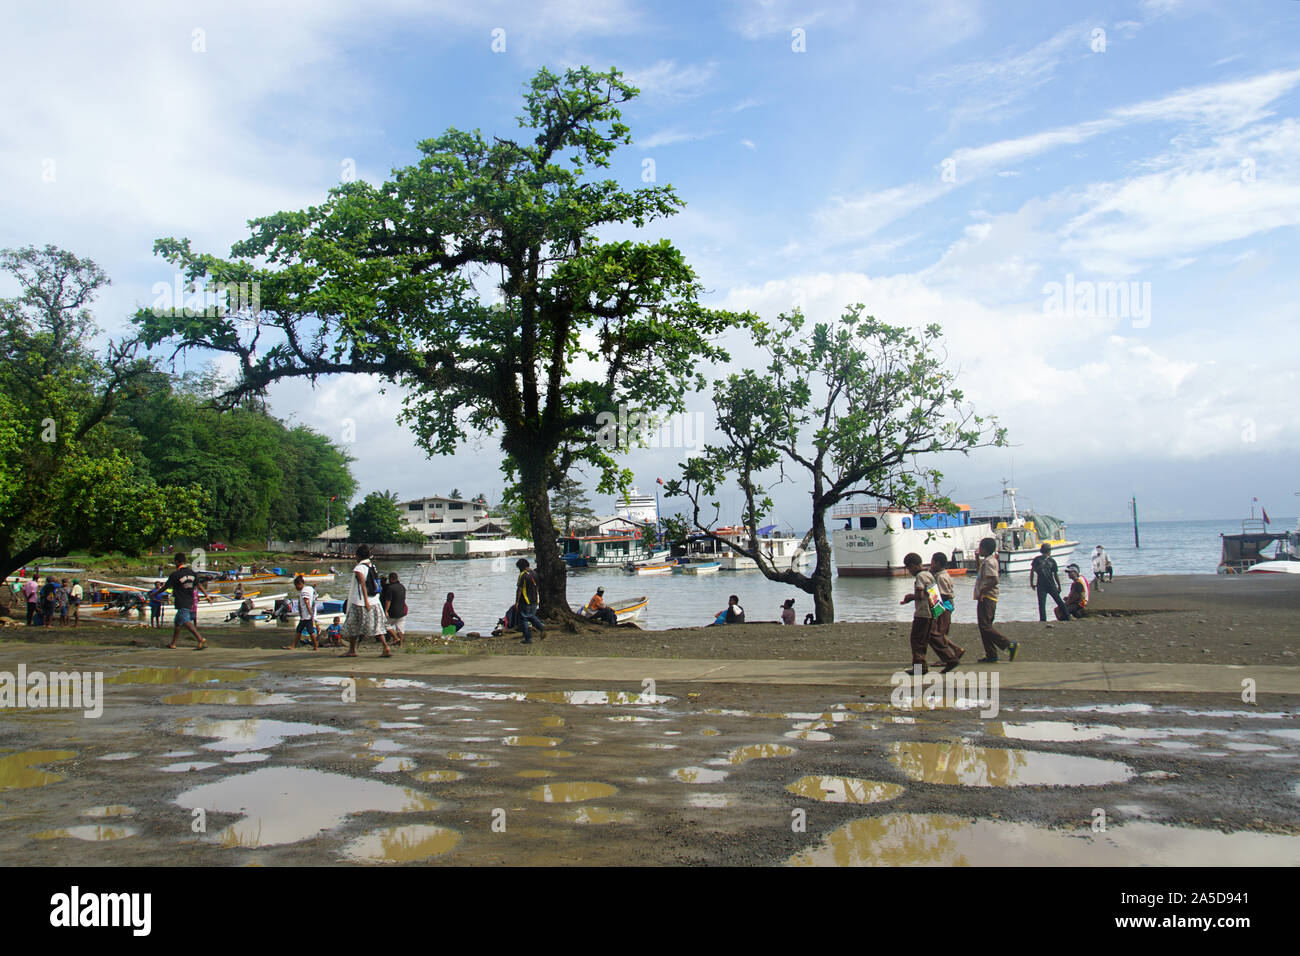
[
  {"x1": 667, "y1": 306, "x2": 1006, "y2": 622},
  {"x1": 111, "y1": 369, "x2": 357, "y2": 542},
  {"x1": 0, "y1": 245, "x2": 207, "y2": 578},
  {"x1": 133, "y1": 66, "x2": 750, "y2": 614}
]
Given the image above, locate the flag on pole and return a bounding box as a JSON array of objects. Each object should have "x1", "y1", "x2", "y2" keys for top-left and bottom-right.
[
  {"x1": 1263, "y1": 508, "x2": 1271, "y2": 525},
  {"x1": 656, "y1": 478, "x2": 665, "y2": 486}
]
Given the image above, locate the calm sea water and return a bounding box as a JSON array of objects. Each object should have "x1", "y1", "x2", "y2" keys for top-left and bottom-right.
[{"x1": 306, "y1": 518, "x2": 1293, "y2": 633}]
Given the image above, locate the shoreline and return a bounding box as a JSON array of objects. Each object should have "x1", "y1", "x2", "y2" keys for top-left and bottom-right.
[{"x1": 5, "y1": 574, "x2": 1296, "y2": 667}]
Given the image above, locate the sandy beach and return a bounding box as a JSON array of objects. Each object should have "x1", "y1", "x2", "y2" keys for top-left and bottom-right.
[{"x1": 7, "y1": 574, "x2": 1296, "y2": 667}]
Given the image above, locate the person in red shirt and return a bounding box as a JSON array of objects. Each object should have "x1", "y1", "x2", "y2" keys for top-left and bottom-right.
[{"x1": 441, "y1": 592, "x2": 465, "y2": 637}]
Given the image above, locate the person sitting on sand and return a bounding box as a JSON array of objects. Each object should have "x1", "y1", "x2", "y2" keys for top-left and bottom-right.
[
  {"x1": 780, "y1": 599, "x2": 796, "y2": 625},
  {"x1": 442, "y1": 591, "x2": 467, "y2": 636},
  {"x1": 323, "y1": 616, "x2": 344, "y2": 647},
  {"x1": 584, "y1": 587, "x2": 617, "y2": 626},
  {"x1": 721, "y1": 595, "x2": 745, "y2": 624},
  {"x1": 1060, "y1": 565, "x2": 1088, "y2": 619}
]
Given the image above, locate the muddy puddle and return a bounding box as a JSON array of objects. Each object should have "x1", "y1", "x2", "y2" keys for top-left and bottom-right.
[
  {"x1": 82, "y1": 805, "x2": 136, "y2": 818},
  {"x1": 107, "y1": 667, "x2": 253, "y2": 685},
  {"x1": 527, "y1": 782, "x2": 619, "y2": 803},
  {"x1": 788, "y1": 814, "x2": 1300, "y2": 866},
  {"x1": 502, "y1": 736, "x2": 562, "y2": 748},
  {"x1": 562, "y1": 807, "x2": 635, "y2": 824},
  {"x1": 888, "y1": 742, "x2": 1135, "y2": 787},
  {"x1": 32, "y1": 824, "x2": 139, "y2": 841},
  {"x1": 176, "y1": 717, "x2": 343, "y2": 753},
  {"x1": 671, "y1": 767, "x2": 729, "y2": 784},
  {"x1": 786, "y1": 775, "x2": 907, "y2": 804},
  {"x1": 413, "y1": 769, "x2": 464, "y2": 783},
  {"x1": 341, "y1": 824, "x2": 461, "y2": 863},
  {"x1": 173, "y1": 767, "x2": 440, "y2": 848},
  {"x1": 0, "y1": 750, "x2": 77, "y2": 790},
  {"x1": 723, "y1": 743, "x2": 797, "y2": 765},
  {"x1": 163, "y1": 690, "x2": 294, "y2": 706}
]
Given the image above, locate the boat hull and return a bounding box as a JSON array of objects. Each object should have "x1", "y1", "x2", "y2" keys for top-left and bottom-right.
[{"x1": 833, "y1": 524, "x2": 988, "y2": 577}]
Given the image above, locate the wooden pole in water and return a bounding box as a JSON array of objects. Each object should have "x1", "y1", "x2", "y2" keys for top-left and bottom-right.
[{"x1": 1131, "y1": 496, "x2": 1140, "y2": 548}]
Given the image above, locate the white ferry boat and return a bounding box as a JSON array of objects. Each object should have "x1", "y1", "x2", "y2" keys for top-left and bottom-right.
[
  {"x1": 684, "y1": 525, "x2": 812, "y2": 571},
  {"x1": 970, "y1": 487, "x2": 1077, "y2": 574},
  {"x1": 831, "y1": 487, "x2": 1075, "y2": 576},
  {"x1": 831, "y1": 502, "x2": 987, "y2": 577}
]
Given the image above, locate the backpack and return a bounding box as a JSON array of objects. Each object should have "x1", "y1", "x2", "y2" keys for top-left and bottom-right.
[{"x1": 364, "y1": 561, "x2": 380, "y2": 597}]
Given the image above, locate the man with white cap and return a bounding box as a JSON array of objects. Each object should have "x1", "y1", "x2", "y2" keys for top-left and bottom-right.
[{"x1": 1091, "y1": 545, "x2": 1108, "y2": 593}]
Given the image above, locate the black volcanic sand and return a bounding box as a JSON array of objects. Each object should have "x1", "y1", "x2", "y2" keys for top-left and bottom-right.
[{"x1": 5, "y1": 575, "x2": 1297, "y2": 667}]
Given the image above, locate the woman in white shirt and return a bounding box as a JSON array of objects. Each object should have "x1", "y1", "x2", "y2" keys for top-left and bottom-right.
[{"x1": 341, "y1": 545, "x2": 392, "y2": 658}]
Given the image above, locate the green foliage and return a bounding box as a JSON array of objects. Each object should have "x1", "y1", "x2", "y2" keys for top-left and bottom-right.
[
  {"x1": 131, "y1": 66, "x2": 753, "y2": 610},
  {"x1": 667, "y1": 306, "x2": 1006, "y2": 622},
  {"x1": 0, "y1": 245, "x2": 208, "y2": 577},
  {"x1": 658, "y1": 512, "x2": 693, "y2": 549},
  {"x1": 550, "y1": 474, "x2": 597, "y2": 535},
  {"x1": 111, "y1": 370, "x2": 356, "y2": 542},
  {"x1": 497, "y1": 483, "x2": 533, "y2": 540}
]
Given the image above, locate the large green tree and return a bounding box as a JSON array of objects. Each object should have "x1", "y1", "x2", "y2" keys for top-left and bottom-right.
[
  {"x1": 668, "y1": 306, "x2": 1006, "y2": 623},
  {"x1": 133, "y1": 66, "x2": 747, "y2": 616},
  {"x1": 0, "y1": 245, "x2": 206, "y2": 578}
]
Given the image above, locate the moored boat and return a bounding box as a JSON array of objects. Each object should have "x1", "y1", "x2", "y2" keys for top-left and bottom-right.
[
  {"x1": 576, "y1": 595, "x2": 648, "y2": 624},
  {"x1": 676, "y1": 560, "x2": 721, "y2": 574},
  {"x1": 681, "y1": 526, "x2": 811, "y2": 572},
  {"x1": 627, "y1": 561, "x2": 675, "y2": 575},
  {"x1": 832, "y1": 502, "x2": 986, "y2": 577},
  {"x1": 1220, "y1": 513, "x2": 1300, "y2": 573}
]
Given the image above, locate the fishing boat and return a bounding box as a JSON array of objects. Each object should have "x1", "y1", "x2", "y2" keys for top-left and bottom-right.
[
  {"x1": 294, "y1": 571, "x2": 335, "y2": 584},
  {"x1": 1220, "y1": 513, "x2": 1300, "y2": 574},
  {"x1": 832, "y1": 502, "x2": 987, "y2": 577},
  {"x1": 683, "y1": 526, "x2": 812, "y2": 572},
  {"x1": 676, "y1": 559, "x2": 721, "y2": 574},
  {"x1": 626, "y1": 561, "x2": 675, "y2": 575},
  {"x1": 576, "y1": 595, "x2": 648, "y2": 624},
  {"x1": 832, "y1": 485, "x2": 1074, "y2": 576},
  {"x1": 560, "y1": 533, "x2": 667, "y2": 568},
  {"x1": 970, "y1": 486, "x2": 1076, "y2": 574}
]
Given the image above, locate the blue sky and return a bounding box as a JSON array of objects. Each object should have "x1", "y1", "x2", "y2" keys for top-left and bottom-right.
[{"x1": 3, "y1": 0, "x2": 1299, "y2": 526}]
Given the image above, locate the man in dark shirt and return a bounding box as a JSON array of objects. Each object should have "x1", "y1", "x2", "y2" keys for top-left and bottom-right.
[
  {"x1": 39, "y1": 577, "x2": 57, "y2": 627},
  {"x1": 381, "y1": 572, "x2": 408, "y2": 645},
  {"x1": 163, "y1": 552, "x2": 213, "y2": 649},
  {"x1": 723, "y1": 594, "x2": 746, "y2": 624},
  {"x1": 1029, "y1": 544, "x2": 1069, "y2": 622}
]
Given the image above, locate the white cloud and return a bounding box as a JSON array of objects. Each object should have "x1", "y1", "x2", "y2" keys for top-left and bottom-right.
[
  {"x1": 812, "y1": 182, "x2": 951, "y2": 244},
  {"x1": 639, "y1": 128, "x2": 713, "y2": 149},
  {"x1": 921, "y1": 21, "x2": 1099, "y2": 125},
  {"x1": 622, "y1": 59, "x2": 717, "y2": 100}
]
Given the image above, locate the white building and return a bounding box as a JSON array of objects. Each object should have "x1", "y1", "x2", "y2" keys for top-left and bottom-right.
[{"x1": 398, "y1": 495, "x2": 490, "y2": 530}]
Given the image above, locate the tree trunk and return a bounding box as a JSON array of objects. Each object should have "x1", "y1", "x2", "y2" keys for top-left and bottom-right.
[
  {"x1": 810, "y1": 505, "x2": 835, "y2": 623},
  {"x1": 516, "y1": 463, "x2": 571, "y2": 620}
]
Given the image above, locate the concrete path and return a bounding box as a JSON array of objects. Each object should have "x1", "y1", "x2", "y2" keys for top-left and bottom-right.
[{"x1": 3, "y1": 641, "x2": 1297, "y2": 695}]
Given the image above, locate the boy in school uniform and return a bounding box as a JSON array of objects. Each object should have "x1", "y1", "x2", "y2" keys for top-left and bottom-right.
[{"x1": 900, "y1": 553, "x2": 961, "y2": 674}]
